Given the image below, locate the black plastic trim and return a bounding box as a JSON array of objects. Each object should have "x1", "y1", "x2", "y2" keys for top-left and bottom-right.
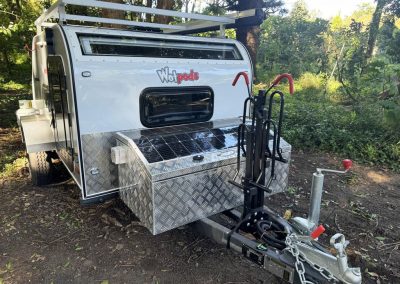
[{"x1": 80, "y1": 191, "x2": 118, "y2": 205}]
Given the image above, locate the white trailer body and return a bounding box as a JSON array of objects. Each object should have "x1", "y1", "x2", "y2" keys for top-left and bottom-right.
[
  {"x1": 27, "y1": 23, "x2": 253, "y2": 197},
  {"x1": 19, "y1": 1, "x2": 290, "y2": 234}
]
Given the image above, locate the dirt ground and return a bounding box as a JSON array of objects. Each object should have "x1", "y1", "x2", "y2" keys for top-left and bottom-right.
[{"x1": 1, "y1": 95, "x2": 400, "y2": 284}]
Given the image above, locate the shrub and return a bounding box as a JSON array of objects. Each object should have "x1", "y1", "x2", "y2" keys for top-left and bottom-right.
[
  {"x1": 281, "y1": 94, "x2": 400, "y2": 171},
  {"x1": 0, "y1": 80, "x2": 29, "y2": 92},
  {"x1": 298, "y1": 72, "x2": 324, "y2": 91}
]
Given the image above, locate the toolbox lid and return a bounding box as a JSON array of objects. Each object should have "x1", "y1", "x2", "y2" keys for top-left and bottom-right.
[{"x1": 116, "y1": 118, "x2": 291, "y2": 182}]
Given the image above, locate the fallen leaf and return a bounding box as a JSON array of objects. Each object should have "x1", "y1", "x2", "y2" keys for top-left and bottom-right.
[
  {"x1": 283, "y1": 209, "x2": 292, "y2": 220},
  {"x1": 367, "y1": 271, "x2": 379, "y2": 278},
  {"x1": 30, "y1": 254, "x2": 45, "y2": 262}
]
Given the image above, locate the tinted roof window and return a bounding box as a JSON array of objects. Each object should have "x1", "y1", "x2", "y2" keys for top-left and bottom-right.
[{"x1": 79, "y1": 35, "x2": 242, "y2": 60}]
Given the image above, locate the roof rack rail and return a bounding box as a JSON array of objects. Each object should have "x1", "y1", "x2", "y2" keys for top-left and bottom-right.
[{"x1": 35, "y1": 0, "x2": 263, "y2": 36}]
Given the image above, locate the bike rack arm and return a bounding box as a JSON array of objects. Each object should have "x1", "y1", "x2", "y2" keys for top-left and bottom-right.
[
  {"x1": 232, "y1": 72, "x2": 250, "y2": 86},
  {"x1": 271, "y1": 73, "x2": 295, "y2": 95},
  {"x1": 232, "y1": 72, "x2": 252, "y2": 97}
]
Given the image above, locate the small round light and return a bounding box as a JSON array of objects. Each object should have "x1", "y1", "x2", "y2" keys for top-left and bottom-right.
[{"x1": 82, "y1": 71, "x2": 91, "y2": 77}]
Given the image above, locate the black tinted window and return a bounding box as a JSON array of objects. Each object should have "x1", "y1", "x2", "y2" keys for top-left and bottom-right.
[
  {"x1": 79, "y1": 35, "x2": 242, "y2": 60},
  {"x1": 140, "y1": 87, "x2": 214, "y2": 127}
]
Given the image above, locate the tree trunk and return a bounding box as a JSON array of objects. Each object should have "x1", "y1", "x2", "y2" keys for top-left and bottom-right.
[
  {"x1": 145, "y1": 0, "x2": 153, "y2": 22},
  {"x1": 184, "y1": 0, "x2": 189, "y2": 13},
  {"x1": 155, "y1": 0, "x2": 174, "y2": 24},
  {"x1": 191, "y1": 0, "x2": 197, "y2": 13},
  {"x1": 101, "y1": 0, "x2": 126, "y2": 28},
  {"x1": 237, "y1": 26, "x2": 260, "y2": 78},
  {"x1": 237, "y1": 0, "x2": 263, "y2": 80},
  {"x1": 366, "y1": 0, "x2": 388, "y2": 59}
]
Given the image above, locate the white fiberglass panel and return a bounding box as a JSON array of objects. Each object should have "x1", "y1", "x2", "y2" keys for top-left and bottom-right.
[{"x1": 63, "y1": 26, "x2": 252, "y2": 135}]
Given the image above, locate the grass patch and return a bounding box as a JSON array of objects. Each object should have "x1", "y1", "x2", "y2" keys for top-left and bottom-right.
[
  {"x1": 0, "y1": 157, "x2": 28, "y2": 180},
  {"x1": 0, "y1": 93, "x2": 30, "y2": 180},
  {"x1": 0, "y1": 128, "x2": 27, "y2": 180}
]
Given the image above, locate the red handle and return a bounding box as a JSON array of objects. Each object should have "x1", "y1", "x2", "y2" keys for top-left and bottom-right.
[
  {"x1": 310, "y1": 225, "x2": 325, "y2": 240},
  {"x1": 342, "y1": 159, "x2": 353, "y2": 170},
  {"x1": 232, "y1": 72, "x2": 250, "y2": 86},
  {"x1": 272, "y1": 73, "x2": 294, "y2": 95}
]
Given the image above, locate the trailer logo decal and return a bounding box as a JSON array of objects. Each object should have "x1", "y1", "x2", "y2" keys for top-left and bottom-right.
[{"x1": 157, "y1": 67, "x2": 199, "y2": 85}]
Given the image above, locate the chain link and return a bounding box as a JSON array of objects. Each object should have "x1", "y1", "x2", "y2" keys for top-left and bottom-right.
[{"x1": 285, "y1": 234, "x2": 339, "y2": 284}]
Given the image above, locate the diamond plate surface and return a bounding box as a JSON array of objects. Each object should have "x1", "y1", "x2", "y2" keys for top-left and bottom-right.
[
  {"x1": 116, "y1": 136, "x2": 291, "y2": 235},
  {"x1": 82, "y1": 133, "x2": 119, "y2": 196},
  {"x1": 152, "y1": 164, "x2": 243, "y2": 234},
  {"x1": 118, "y1": 137, "x2": 244, "y2": 234},
  {"x1": 118, "y1": 141, "x2": 153, "y2": 230},
  {"x1": 78, "y1": 119, "x2": 292, "y2": 235},
  {"x1": 265, "y1": 151, "x2": 291, "y2": 195},
  {"x1": 148, "y1": 149, "x2": 238, "y2": 181}
]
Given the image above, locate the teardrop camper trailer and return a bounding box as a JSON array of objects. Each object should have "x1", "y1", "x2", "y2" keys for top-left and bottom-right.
[
  {"x1": 17, "y1": 2, "x2": 362, "y2": 283},
  {"x1": 22, "y1": 0, "x2": 290, "y2": 230}
]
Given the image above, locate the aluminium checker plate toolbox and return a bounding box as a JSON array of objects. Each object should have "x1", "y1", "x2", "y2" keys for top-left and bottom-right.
[{"x1": 115, "y1": 118, "x2": 291, "y2": 235}]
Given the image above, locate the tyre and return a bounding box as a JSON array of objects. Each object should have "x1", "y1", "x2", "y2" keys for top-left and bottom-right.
[{"x1": 28, "y1": 151, "x2": 59, "y2": 186}]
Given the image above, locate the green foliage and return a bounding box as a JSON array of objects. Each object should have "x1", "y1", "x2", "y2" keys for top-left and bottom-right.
[
  {"x1": 386, "y1": 28, "x2": 400, "y2": 62},
  {"x1": 0, "y1": 0, "x2": 44, "y2": 91},
  {"x1": 257, "y1": 0, "x2": 400, "y2": 170},
  {"x1": 0, "y1": 157, "x2": 27, "y2": 180},
  {"x1": 297, "y1": 72, "x2": 324, "y2": 91},
  {"x1": 0, "y1": 93, "x2": 30, "y2": 128},
  {"x1": 258, "y1": 12, "x2": 329, "y2": 80},
  {"x1": 282, "y1": 89, "x2": 400, "y2": 171},
  {"x1": 0, "y1": 80, "x2": 29, "y2": 92},
  {"x1": 385, "y1": 0, "x2": 400, "y2": 17},
  {"x1": 382, "y1": 97, "x2": 400, "y2": 131}
]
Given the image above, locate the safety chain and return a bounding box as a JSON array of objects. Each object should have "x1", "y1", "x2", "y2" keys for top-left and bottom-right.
[{"x1": 285, "y1": 233, "x2": 339, "y2": 284}]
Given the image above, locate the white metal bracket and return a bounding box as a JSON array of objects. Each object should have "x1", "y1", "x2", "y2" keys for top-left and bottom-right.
[{"x1": 35, "y1": 0, "x2": 257, "y2": 36}]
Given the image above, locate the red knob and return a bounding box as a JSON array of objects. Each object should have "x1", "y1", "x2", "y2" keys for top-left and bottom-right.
[
  {"x1": 342, "y1": 159, "x2": 353, "y2": 170},
  {"x1": 310, "y1": 225, "x2": 325, "y2": 240}
]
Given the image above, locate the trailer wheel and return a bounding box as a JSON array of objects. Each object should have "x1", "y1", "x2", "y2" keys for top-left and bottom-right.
[{"x1": 28, "y1": 151, "x2": 58, "y2": 186}]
